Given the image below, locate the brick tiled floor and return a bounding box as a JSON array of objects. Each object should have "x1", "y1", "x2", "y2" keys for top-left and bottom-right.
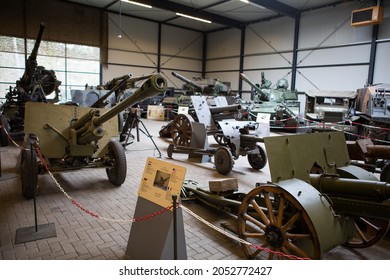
[{"x1": 0, "y1": 119, "x2": 389, "y2": 260}]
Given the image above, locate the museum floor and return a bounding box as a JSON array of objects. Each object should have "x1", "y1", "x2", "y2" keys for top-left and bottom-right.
[{"x1": 0, "y1": 119, "x2": 389, "y2": 260}]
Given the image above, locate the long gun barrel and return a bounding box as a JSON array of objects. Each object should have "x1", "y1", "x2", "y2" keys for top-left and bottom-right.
[
  {"x1": 20, "y1": 22, "x2": 46, "y2": 88},
  {"x1": 309, "y1": 174, "x2": 390, "y2": 220},
  {"x1": 72, "y1": 74, "x2": 167, "y2": 145},
  {"x1": 172, "y1": 71, "x2": 203, "y2": 91},
  {"x1": 240, "y1": 73, "x2": 269, "y2": 101}
]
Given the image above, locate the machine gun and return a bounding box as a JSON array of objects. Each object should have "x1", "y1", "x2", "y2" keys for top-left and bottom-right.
[
  {"x1": 20, "y1": 74, "x2": 167, "y2": 199},
  {"x1": 0, "y1": 22, "x2": 61, "y2": 146},
  {"x1": 181, "y1": 131, "x2": 390, "y2": 259}
]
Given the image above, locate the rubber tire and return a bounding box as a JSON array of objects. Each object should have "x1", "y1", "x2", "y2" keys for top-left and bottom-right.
[
  {"x1": 106, "y1": 141, "x2": 127, "y2": 186},
  {"x1": 247, "y1": 145, "x2": 267, "y2": 170},
  {"x1": 214, "y1": 147, "x2": 234, "y2": 175},
  {"x1": 380, "y1": 162, "x2": 390, "y2": 183},
  {"x1": 20, "y1": 148, "x2": 38, "y2": 200}
]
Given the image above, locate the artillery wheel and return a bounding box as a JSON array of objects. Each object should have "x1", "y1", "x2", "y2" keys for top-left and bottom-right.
[
  {"x1": 106, "y1": 140, "x2": 127, "y2": 186},
  {"x1": 167, "y1": 144, "x2": 174, "y2": 158},
  {"x1": 247, "y1": 145, "x2": 267, "y2": 170},
  {"x1": 20, "y1": 148, "x2": 38, "y2": 200},
  {"x1": 380, "y1": 162, "x2": 390, "y2": 183},
  {"x1": 345, "y1": 217, "x2": 390, "y2": 248},
  {"x1": 238, "y1": 185, "x2": 321, "y2": 260},
  {"x1": 214, "y1": 147, "x2": 234, "y2": 175},
  {"x1": 171, "y1": 114, "x2": 194, "y2": 147},
  {"x1": 213, "y1": 134, "x2": 229, "y2": 146}
]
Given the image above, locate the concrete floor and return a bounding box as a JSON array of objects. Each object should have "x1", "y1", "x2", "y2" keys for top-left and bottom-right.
[{"x1": 0, "y1": 118, "x2": 389, "y2": 260}]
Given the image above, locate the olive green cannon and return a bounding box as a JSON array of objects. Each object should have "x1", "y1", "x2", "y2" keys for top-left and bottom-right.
[
  {"x1": 19, "y1": 74, "x2": 167, "y2": 199},
  {"x1": 181, "y1": 131, "x2": 390, "y2": 259}
]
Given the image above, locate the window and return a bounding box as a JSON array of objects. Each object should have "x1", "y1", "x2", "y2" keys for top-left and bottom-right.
[{"x1": 0, "y1": 35, "x2": 100, "y2": 102}]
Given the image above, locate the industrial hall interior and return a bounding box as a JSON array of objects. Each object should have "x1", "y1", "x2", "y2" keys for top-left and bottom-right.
[{"x1": 1, "y1": 0, "x2": 390, "y2": 261}]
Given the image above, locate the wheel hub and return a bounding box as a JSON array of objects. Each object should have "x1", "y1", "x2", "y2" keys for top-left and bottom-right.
[{"x1": 265, "y1": 225, "x2": 284, "y2": 248}]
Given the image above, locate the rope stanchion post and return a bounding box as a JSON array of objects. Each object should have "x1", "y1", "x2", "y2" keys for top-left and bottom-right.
[{"x1": 172, "y1": 195, "x2": 178, "y2": 260}]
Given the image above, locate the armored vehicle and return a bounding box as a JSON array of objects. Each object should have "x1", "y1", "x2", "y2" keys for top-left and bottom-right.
[{"x1": 240, "y1": 73, "x2": 300, "y2": 131}]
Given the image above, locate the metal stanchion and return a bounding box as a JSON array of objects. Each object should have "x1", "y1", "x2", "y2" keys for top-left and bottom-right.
[{"x1": 172, "y1": 195, "x2": 178, "y2": 260}]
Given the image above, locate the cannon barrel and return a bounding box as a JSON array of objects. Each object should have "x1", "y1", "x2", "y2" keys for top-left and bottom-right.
[
  {"x1": 240, "y1": 73, "x2": 269, "y2": 101},
  {"x1": 73, "y1": 74, "x2": 167, "y2": 144},
  {"x1": 94, "y1": 74, "x2": 167, "y2": 126},
  {"x1": 209, "y1": 104, "x2": 241, "y2": 115},
  {"x1": 309, "y1": 174, "x2": 390, "y2": 200},
  {"x1": 20, "y1": 22, "x2": 46, "y2": 87},
  {"x1": 172, "y1": 71, "x2": 203, "y2": 91}
]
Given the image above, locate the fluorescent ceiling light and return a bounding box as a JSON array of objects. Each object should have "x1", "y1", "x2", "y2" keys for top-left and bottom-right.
[
  {"x1": 240, "y1": 0, "x2": 265, "y2": 9},
  {"x1": 176, "y1": 13, "x2": 212, "y2": 24},
  {"x1": 121, "y1": 0, "x2": 152, "y2": 9}
]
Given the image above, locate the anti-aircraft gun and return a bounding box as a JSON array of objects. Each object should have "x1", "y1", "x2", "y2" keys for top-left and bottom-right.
[
  {"x1": 20, "y1": 74, "x2": 167, "y2": 199},
  {"x1": 0, "y1": 23, "x2": 61, "y2": 146},
  {"x1": 239, "y1": 73, "x2": 300, "y2": 131}
]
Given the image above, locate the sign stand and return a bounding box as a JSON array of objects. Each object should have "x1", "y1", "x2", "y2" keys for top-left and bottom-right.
[{"x1": 125, "y1": 157, "x2": 187, "y2": 260}]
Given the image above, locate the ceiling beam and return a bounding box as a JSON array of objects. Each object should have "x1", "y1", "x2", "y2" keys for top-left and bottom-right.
[
  {"x1": 250, "y1": 0, "x2": 298, "y2": 18},
  {"x1": 128, "y1": 0, "x2": 244, "y2": 29}
]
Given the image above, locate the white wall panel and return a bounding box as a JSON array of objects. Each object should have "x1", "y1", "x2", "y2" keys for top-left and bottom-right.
[
  {"x1": 297, "y1": 44, "x2": 370, "y2": 66},
  {"x1": 161, "y1": 25, "x2": 203, "y2": 58},
  {"x1": 244, "y1": 53, "x2": 293, "y2": 69},
  {"x1": 245, "y1": 17, "x2": 295, "y2": 54},
  {"x1": 206, "y1": 29, "x2": 241, "y2": 59},
  {"x1": 374, "y1": 42, "x2": 390, "y2": 84},
  {"x1": 206, "y1": 57, "x2": 240, "y2": 72},
  {"x1": 295, "y1": 66, "x2": 367, "y2": 92},
  {"x1": 160, "y1": 55, "x2": 202, "y2": 72},
  {"x1": 299, "y1": 2, "x2": 372, "y2": 49},
  {"x1": 108, "y1": 13, "x2": 158, "y2": 53},
  {"x1": 108, "y1": 49, "x2": 157, "y2": 68}
]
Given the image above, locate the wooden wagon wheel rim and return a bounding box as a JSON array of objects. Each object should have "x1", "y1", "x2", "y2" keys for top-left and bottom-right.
[
  {"x1": 237, "y1": 185, "x2": 321, "y2": 260},
  {"x1": 171, "y1": 113, "x2": 195, "y2": 147}
]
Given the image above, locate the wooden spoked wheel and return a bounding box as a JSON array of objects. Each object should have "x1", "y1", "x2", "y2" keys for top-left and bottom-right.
[
  {"x1": 171, "y1": 114, "x2": 194, "y2": 147},
  {"x1": 213, "y1": 134, "x2": 229, "y2": 146},
  {"x1": 237, "y1": 185, "x2": 321, "y2": 260},
  {"x1": 345, "y1": 217, "x2": 390, "y2": 248}
]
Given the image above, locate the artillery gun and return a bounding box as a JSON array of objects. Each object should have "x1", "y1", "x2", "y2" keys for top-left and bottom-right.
[
  {"x1": 181, "y1": 131, "x2": 390, "y2": 259},
  {"x1": 20, "y1": 74, "x2": 167, "y2": 199},
  {"x1": 239, "y1": 73, "x2": 300, "y2": 131},
  {"x1": 167, "y1": 95, "x2": 267, "y2": 175},
  {"x1": 0, "y1": 23, "x2": 61, "y2": 146}
]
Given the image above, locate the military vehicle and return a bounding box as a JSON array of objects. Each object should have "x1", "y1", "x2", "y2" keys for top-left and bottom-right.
[
  {"x1": 239, "y1": 73, "x2": 300, "y2": 131},
  {"x1": 0, "y1": 23, "x2": 61, "y2": 146},
  {"x1": 304, "y1": 89, "x2": 358, "y2": 136},
  {"x1": 20, "y1": 74, "x2": 167, "y2": 199},
  {"x1": 354, "y1": 84, "x2": 390, "y2": 142}
]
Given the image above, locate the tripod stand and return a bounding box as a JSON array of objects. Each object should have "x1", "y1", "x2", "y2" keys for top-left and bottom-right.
[{"x1": 120, "y1": 109, "x2": 161, "y2": 158}]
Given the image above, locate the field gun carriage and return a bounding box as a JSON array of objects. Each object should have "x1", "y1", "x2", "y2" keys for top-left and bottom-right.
[
  {"x1": 19, "y1": 74, "x2": 167, "y2": 199},
  {"x1": 181, "y1": 131, "x2": 390, "y2": 259},
  {"x1": 167, "y1": 95, "x2": 267, "y2": 175}
]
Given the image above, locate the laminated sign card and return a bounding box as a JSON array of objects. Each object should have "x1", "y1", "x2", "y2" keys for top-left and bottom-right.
[{"x1": 138, "y1": 157, "x2": 187, "y2": 208}]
